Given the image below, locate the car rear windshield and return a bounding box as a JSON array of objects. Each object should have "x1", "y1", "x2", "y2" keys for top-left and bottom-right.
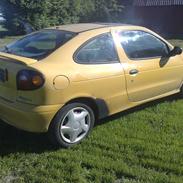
[{"x1": 1, "y1": 30, "x2": 76, "y2": 60}]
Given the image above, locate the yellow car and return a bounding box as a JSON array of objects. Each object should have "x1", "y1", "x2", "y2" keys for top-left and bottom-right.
[{"x1": 0, "y1": 23, "x2": 182, "y2": 147}]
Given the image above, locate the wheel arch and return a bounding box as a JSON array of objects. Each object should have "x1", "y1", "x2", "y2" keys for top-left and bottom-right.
[{"x1": 65, "y1": 97, "x2": 109, "y2": 120}]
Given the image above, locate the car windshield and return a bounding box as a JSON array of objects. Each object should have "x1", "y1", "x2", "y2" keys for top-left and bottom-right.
[{"x1": 0, "y1": 30, "x2": 76, "y2": 60}]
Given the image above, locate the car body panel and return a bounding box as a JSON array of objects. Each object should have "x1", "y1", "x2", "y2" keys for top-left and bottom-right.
[
  {"x1": 0, "y1": 24, "x2": 183, "y2": 132},
  {"x1": 0, "y1": 96, "x2": 62, "y2": 132},
  {"x1": 124, "y1": 56, "x2": 183, "y2": 102}
]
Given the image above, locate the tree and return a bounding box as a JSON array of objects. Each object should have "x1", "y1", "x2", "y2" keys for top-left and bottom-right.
[
  {"x1": 0, "y1": 0, "x2": 24, "y2": 34},
  {"x1": 93, "y1": 0, "x2": 123, "y2": 22},
  {"x1": 0, "y1": 0, "x2": 122, "y2": 35}
]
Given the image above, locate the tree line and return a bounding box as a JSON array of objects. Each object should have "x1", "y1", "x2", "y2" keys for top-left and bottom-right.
[{"x1": 0, "y1": 0, "x2": 133, "y2": 35}]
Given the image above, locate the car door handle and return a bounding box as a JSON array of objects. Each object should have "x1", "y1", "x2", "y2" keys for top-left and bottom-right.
[{"x1": 129, "y1": 69, "x2": 139, "y2": 75}]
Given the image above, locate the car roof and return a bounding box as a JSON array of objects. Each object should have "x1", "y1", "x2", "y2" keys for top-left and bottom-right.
[{"x1": 48, "y1": 23, "x2": 131, "y2": 33}]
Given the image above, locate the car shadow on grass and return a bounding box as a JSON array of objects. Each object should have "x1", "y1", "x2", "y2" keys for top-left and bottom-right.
[
  {"x1": 0, "y1": 122, "x2": 56, "y2": 156},
  {"x1": 0, "y1": 94, "x2": 181, "y2": 155}
]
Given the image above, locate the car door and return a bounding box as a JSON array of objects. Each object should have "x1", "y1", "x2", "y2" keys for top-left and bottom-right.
[{"x1": 113, "y1": 30, "x2": 183, "y2": 102}]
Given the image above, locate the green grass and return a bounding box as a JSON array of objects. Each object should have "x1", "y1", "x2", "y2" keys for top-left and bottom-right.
[
  {"x1": 0, "y1": 36, "x2": 22, "y2": 48},
  {"x1": 0, "y1": 24, "x2": 6, "y2": 32},
  {"x1": 0, "y1": 24, "x2": 22, "y2": 47},
  {"x1": 0, "y1": 37, "x2": 183, "y2": 183},
  {"x1": 169, "y1": 39, "x2": 183, "y2": 48}
]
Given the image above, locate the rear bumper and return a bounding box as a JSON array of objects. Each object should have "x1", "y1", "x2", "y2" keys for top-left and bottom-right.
[{"x1": 0, "y1": 97, "x2": 63, "y2": 132}]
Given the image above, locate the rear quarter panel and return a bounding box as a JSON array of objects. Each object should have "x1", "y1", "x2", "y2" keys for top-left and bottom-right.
[{"x1": 27, "y1": 28, "x2": 130, "y2": 115}]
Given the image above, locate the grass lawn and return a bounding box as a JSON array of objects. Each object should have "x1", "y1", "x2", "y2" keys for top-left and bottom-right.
[
  {"x1": 0, "y1": 25, "x2": 21, "y2": 46},
  {"x1": 0, "y1": 37, "x2": 183, "y2": 183}
]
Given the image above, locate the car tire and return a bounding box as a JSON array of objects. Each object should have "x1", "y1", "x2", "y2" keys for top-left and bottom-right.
[{"x1": 48, "y1": 102, "x2": 95, "y2": 148}]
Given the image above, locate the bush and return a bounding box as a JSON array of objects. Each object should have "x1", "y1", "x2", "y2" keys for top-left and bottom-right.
[{"x1": 0, "y1": 0, "x2": 122, "y2": 35}]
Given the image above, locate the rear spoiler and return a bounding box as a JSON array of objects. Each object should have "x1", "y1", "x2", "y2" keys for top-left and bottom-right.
[{"x1": 0, "y1": 52, "x2": 37, "y2": 65}]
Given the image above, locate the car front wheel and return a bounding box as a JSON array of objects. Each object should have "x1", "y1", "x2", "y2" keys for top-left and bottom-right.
[{"x1": 48, "y1": 103, "x2": 95, "y2": 148}]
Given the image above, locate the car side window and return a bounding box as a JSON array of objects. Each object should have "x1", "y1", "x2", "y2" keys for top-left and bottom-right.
[
  {"x1": 118, "y1": 30, "x2": 169, "y2": 60},
  {"x1": 75, "y1": 33, "x2": 119, "y2": 64}
]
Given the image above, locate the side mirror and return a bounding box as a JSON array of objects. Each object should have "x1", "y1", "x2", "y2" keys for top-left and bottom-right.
[{"x1": 169, "y1": 46, "x2": 182, "y2": 57}]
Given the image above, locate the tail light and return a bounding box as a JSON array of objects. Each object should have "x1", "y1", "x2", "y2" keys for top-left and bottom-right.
[{"x1": 17, "y1": 69, "x2": 45, "y2": 90}]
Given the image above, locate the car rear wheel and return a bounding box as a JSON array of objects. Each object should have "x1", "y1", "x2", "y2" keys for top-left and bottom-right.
[{"x1": 48, "y1": 103, "x2": 95, "y2": 148}]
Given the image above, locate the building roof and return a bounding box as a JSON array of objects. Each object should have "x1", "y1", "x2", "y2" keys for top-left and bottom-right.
[
  {"x1": 133, "y1": 0, "x2": 183, "y2": 6},
  {"x1": 49, "y1": 23, "x2": 128, "y2": 33}
]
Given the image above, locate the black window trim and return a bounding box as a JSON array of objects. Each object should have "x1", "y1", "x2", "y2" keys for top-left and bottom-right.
[
  {"x1": 73, "y1": 32, "x2": 120, "y2": 65},
  {"x1": 119, "y1": 30, "x2": 171, "y2": 61}
]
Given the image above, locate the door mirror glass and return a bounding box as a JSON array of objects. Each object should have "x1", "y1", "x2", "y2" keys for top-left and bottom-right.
[{"x1": 169, "y1": 46, "x2": 182, "y2": 57}]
